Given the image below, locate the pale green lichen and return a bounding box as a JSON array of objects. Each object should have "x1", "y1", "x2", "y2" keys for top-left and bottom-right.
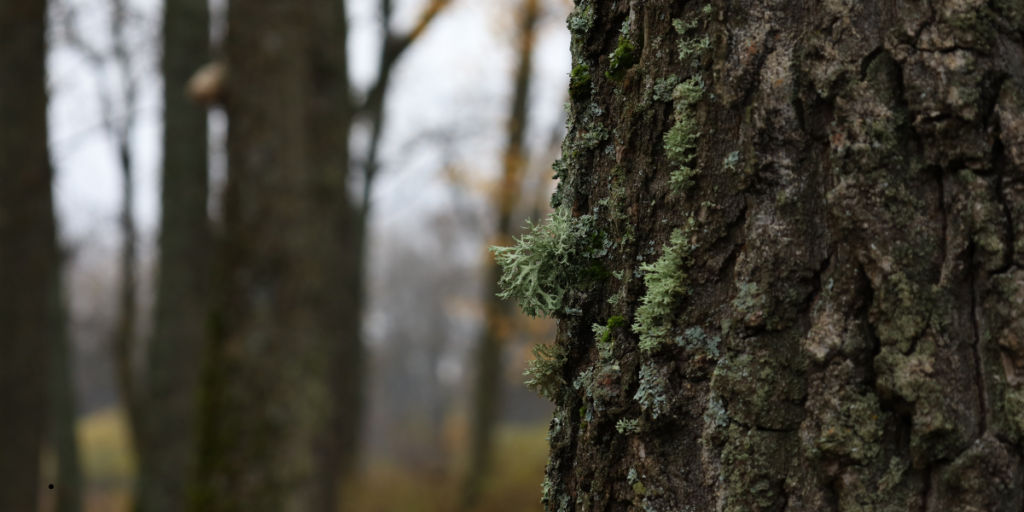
[
  {"x1": 653, "y1": 75, "x2": 680, "y2": 102},
  {"x1": 634, "y1": 361, "x2": 669, "y2": 418},
  {"x1": 633, "y1": 221, "x2": 697, "y2": 354},
  {"x1": 704, "y1": 394, "x2": 729, "y2": 429},
  {"x1": 723, "y1": 150, "x2": 740, "y2": 172},
  {"x1": 664, "y1": 76, "x2": 705, "y2": 194},
  {"x1": 675, "y1": 325, "x2": 720, "y2": 357},
  {"x1": 492, "y1": 207, "x2": 603, "y2": 317},
  {"x1": 616, "y1": 418, "x2": 640, "y2": 434},
  {"x1": 627, "y1": 468, "x2": 646, "y2": 496},
  {"x1": 524, "y1": 342, "x2": 568, "y2": 400},
  {"x1": 567, "y1": 3, "x2": 595, "y2": 36},
  {"x1": 594, "y1": 315, "x2": 626, "y2": 361},
  {"x1": 672, "y1": 13, "x2": 711, "y2": 65}
]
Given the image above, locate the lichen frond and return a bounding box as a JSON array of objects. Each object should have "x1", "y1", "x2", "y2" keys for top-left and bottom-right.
[
  {"x1": 633, "y1": 221, "x2": 696, "y2": 354},
  {"x1": 491, "y1": 207, "x2": 596, "y2": 317},
  {"x1": 634, "y1": 361, "x2": 668, "y2": 418},
  {"x1": 616, "y1": 418, "x2": 640, "y2": 434},
  {"x1": 524, "y1": 342, "x2": 568, "y2": 401},
  {"x1": 664, "y1": 76, "x2": 705, "y2": 194}
]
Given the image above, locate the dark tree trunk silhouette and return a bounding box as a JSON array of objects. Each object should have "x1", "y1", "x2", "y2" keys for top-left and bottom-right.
[
  {"x1": 322, "y1": 3, "x2": 449, "y2": 510},
  {"x1": 135, "y1": 0, "x2": 210, "y2": 510},
  {"x1": 497, "y1": 0, "x2": 1024, "y2": 510},
  {"x1": 48, "y1": 260, "x2": 83, "y2": 512},
  {"x1": 190, "y1": 0, "x2": 352, "y2": 510},
  {"x1": 0, "y1": 1, "x2": 61, "y2": 511}
]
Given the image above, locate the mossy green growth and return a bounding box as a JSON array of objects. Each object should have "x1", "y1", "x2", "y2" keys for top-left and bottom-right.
[
  {"x1": 524, "y1": 342, "x2": 568, "y2": 401},
  {"x1": 664, "y1": 76, "x2": 705, "y2": 194},
  {"x1": 627, "y1": 468, "x2": 646, "y2": 496},
  {"x1": 632, "y1": 220, "x2": 697, "y2": 354},
  {"x1": 596, "y1": 315, "x2": 627, "y2": 343},
  {"x1": 569, "y1": 64, "x2": 591, "y2": 100},
  {"x1": 606, "y1": 22, "x2": 638, "y2": 81},
  {"x1": 491, "y1": 207, "x2": 603, "y2": 317}
]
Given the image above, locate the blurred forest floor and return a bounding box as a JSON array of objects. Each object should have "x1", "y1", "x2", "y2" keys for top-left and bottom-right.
[{"x1": 59, "y1": 407, "x2": 548, "y2": 512}]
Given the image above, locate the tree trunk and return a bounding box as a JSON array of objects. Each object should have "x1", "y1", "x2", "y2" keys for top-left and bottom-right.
[
  {"x1": 0, "y1": 1, "x2": 60, "y2": 511},
  {"x1": 108, "y1": 0, "x2": 144, "y2": 455},
  {"x1": 189, "y1": 0, "x2": 351, "y2": 510},
  {"x1": 462, "y1": 0, "x2": 540, "y2": 509},
  {"x1": 136, "y1": 0, "x2": 210, "y2": 510},
  {"x1": 496, "y1": 0, "x2": 1024, "y2": 510},
  {"x1": 48, "y1": 257, "x2": 83, "y2": 512}
]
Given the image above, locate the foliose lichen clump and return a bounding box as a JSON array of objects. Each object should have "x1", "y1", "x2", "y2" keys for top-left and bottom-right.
[
  {"x1": 524, "y1": 342, "x2": 568, "y2": 401},
  {"x1": 653, "y1": 74, "x2": 680, "y2": 102},
  {"x1": 675, "y1": 325, "x2": 720, "y2": 357},
  {"x1": 632, "y1": 220, "x2": 697, "y2": 353},
  {"x1": 672, "y1": 12, "x2": 711, "y2": 66},
  {"x1": 567, "y1": 2, "x2": 595, "y2": 36},
  {"x1": 634, "y1": 361, "x2": 669, "y2": 417},
  {"x1": 664, "y1": 75, "x2": 705, "y2": 194},
  {"x1": 616, "y1": 418, "x2": 640, "y2": 434},
  {"x1": 491, "y1": 207, "x2": 605, "y2": 317}
]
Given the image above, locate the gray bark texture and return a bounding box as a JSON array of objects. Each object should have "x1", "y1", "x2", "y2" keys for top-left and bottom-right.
[
  {"x1": 508, "y1": 0, "x2": 1024, "y2": 510},
  {"x1": 136, "y1": 0, "x2": 210, "y2": 510},
  {"x1": 0, "y1": 2, "x2": 60, "y2": 511},
  {"x1": 189, "y1": 0, "x2": 353, "y2": 511}
]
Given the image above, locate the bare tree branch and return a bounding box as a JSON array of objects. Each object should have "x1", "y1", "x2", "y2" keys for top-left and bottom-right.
[{"x1": 357, "y1": 0, "x2": 452, "y2": 218}]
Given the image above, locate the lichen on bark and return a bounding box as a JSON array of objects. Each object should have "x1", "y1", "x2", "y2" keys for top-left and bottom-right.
[{"x1": 497, "y1": 0, "x2": 1024, "y2": 510}]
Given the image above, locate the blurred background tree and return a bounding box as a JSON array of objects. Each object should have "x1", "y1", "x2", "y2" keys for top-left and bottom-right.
[
  {"x1": 7, "y1": 0, "x2": 574, "y2": 511},
  {"x1": 0, "y1": 3, "x2": 65, "y2": 512}
]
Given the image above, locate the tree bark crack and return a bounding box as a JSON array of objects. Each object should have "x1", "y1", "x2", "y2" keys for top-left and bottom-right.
[{"x1": 971, "y1": 267, "x2": 990, "y2": 436}]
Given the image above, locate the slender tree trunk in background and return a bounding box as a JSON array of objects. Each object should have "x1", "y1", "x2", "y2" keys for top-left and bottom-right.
[
  {"x1": 325, "y1": 215, "x2": 364, "y2": 512},
  {"x1": 48, "y1": 259, "x2": 83, "y2": 512},
  {"x1": 112, "y1": 125, "x2": 142, "y2": 457},
  {"x1": 190, "y1": 0, "x2": 351, "y2": 510},
  {"x1": 500, "y1": 0, "x2": 1024, "y2": 510},
  {"x1": 461, "y1": 1, "x2": 539, "y2": 509},
  {"x1": 107, "y1": 0, "x2": 144, "y2": 462},
  {"x1": 135, "y1": 0, "x2": 210, "y2": 510},
  {"x1": 0, "y1": 1, "x2": 59, "y2": 511},
  {"x1": 324, "y1": 4, "x2": 449, "y2": 509},
  {"x1": 308, "y1": 1, "x2": 357, "y2": 510}
]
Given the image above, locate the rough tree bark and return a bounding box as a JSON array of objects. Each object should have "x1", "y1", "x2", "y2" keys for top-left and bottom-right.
[
  {"x1": 135, "y1": 0, "x2": 210, "y2": 510},
  {"x1": 462, "y1": 0, "x2": 540, "y2": 509},
  {"x1": 189, "y1": 0, "x2": 352, "y2": 510},
  {"x1": 496, "y1": 0, "x2": 1024, "y2": 510},
  {"x1": 0, "y1": 1, "x2": 60, "y2": 511}
]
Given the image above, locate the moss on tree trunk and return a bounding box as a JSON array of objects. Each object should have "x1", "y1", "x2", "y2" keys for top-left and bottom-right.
[{"x1": 498, "y1": 0, "x2": 1024, "y2": 510}]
